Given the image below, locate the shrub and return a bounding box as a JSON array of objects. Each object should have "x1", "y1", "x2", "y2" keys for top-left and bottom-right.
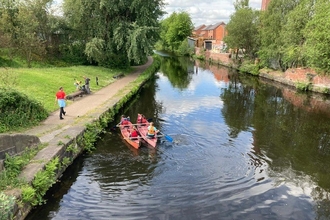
[
  {"x1": 176, "y1": 40, "x2": 194, "y2": 56},
  {"x1": 296, "y1": 82, "x2": 311, "y2": 91},
  {"x1": 239, "y1": 60, "x2": 260, "y2": 76},
  {"x1": 0, "y1": 88, "x2": 48, "y2": 133}
]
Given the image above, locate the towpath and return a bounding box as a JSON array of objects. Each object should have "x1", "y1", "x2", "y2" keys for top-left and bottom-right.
[{"x1": 25, "y1": 56, "x2": 153, "y2": 143}]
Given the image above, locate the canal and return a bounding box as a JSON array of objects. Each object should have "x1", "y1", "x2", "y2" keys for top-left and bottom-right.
[{"x1": 27, "y1": 55, "x2": 330, "y2": 219}]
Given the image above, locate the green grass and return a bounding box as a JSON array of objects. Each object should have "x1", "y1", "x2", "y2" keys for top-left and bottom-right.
[{"x1": 0, "y1": 66, "x2": 132, "y2": 112}]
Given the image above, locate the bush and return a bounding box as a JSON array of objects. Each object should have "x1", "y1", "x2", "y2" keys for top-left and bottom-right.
[
  {"x1": 176, "y1": 40, "x2": 194, "y2": 56},
  {"x1": 239, "y1": 60, "x2": 260, "y2": 76},
  {"x1": 58, "y1": 42, "x2": 87, "y2": 65},
  {"x1": 0, "y1": 88, "x2": 48, "y2": 133}
]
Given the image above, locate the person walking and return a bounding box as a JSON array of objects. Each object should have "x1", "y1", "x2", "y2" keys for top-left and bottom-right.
[
  {"x1": 83, "y1": 76, "x2": 91, "y2": 94},
  {"x1": 55, "y1": 87, "x2": 66, "y2": 120}
]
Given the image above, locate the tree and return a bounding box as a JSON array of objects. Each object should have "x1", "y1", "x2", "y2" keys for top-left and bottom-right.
[
  {"x1": 0, "y1": 0, "x2": 54, "y2": 66},
  {"x1": 303, "y1": 0, "x2": 330, "y2": 73},
  {"x1": 0, "y1": 0, "x2": 20, "y2": 59},
  {"x1": 15, "y1": 1, "x2": 48, "y2": 67},
  {"x1": 159, "y1": 11, "x2": 193, "y2": 53},
  {"x1": 63, "y1": 0, "x2": 165, "y2": 68},
  {"x1": 258, "y1": 0, "x2": 301, "y2": 70},
  {"x1": 234, "y1": 0, "x2": 249, "y2": 10},
  {"x1": 280, "y1": 0, "x2": 312, "y2": 68},
  {"x1": 224, "y1": 6, "x2": 260, "y2": 60}
]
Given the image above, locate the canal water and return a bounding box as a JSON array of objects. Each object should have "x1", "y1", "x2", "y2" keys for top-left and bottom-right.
[{"x1": 27, "y1": 56, "x2": 330, "y2": 220}]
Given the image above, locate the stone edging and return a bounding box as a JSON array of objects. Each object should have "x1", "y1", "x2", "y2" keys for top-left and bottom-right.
[{"x1": 6, "y1": 57, "x2": 160, "y2": 220}]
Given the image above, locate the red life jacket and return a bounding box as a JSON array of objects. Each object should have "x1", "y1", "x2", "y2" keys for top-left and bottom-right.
[
  {"x1": 138, "y1": 115, "x2": 147, "y2": 124},
  {"x1": 131, "y1": 130, "x2": 138, "y2": 137}
]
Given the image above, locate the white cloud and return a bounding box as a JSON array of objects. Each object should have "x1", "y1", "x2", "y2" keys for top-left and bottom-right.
[
  {"x1": 162, "y1": 0, "x2": 262, "y2": 27},
  {"x1": 52, "y1": 0, "x2": 262, "y2": 27}
]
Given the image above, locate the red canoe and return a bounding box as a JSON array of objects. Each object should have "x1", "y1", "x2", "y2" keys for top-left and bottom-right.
[
  {"x1": 136, "y1": 114, "x2": 158, "y2": 148},
  {"x1": 118, "y1": 117, "x2": 141, "y2": 149}
]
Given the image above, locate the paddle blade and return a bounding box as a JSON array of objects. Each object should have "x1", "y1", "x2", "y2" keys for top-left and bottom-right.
[{"x1": 165, "y1": 135, "x2": 173, "y2": 142}]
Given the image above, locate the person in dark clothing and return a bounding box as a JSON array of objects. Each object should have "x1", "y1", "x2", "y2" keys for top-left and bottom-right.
[{"x1": 83, "y1": 76, "x2": 91, "y2": 94}]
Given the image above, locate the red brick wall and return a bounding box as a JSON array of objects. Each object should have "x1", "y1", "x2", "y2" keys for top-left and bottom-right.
[
  {"x1": 195, "y1": 47, "x2": 231, "y2": 65},
  {"x1": 193, "y1": 25, "x2": 206, "y2": 37},
  {"x1": 214, "y1": 25, "x2": 226, "y2": 44},
  {"x1": 284, "y1": 68, "x2": 330, "y2": 85},
  {"x1": 195, "y1": 48, "x2": 330, "y2": 93}
]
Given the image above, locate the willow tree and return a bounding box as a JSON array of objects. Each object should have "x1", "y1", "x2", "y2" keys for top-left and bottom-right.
[{"x1": 63, "y1": 0, "x2": 165, "y2": 68}]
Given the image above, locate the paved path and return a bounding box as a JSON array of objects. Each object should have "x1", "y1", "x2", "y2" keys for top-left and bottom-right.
[{"x1": 26, "y1": 56, "x2": 153, "y2": 142}]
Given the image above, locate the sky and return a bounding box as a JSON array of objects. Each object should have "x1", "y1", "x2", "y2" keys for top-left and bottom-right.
[
  {"x1": 53, "y1": 0, "x2": 263, "y2": 27},
  {"x1": 161, "y1": 0, "x2": 263, "y2": 27}
]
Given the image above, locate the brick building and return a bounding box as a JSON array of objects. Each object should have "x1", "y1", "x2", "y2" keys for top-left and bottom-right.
[{"x1": 192, "y1": 22, "x2": 227, "y2": 52}]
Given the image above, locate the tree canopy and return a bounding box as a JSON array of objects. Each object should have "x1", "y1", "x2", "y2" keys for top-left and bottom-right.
[
  {"x1": 0, "y1": 0, "x2": 165, "y2": 68},
  {"x1": 158, "y1": 11, "x2": 194, "y2": 54},
  {"x1": 224, "y1": 4, "x2": 260, "y2": 59},
  {"x1": 303, "y1": 0, "x2": 330, "y2": 72},
  {"x1": 63, "y1": 0, "x2": 165, "y2": 68},
  {"x1": 225, "y1": 0, "x2": 330, "y2": 73}
]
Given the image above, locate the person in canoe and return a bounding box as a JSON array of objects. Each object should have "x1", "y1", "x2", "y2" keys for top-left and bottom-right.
[
  {"x1": 138, "y1": 114, "x2": 148, "y2": 125},
  {"x1": 121, "y1": 115, "x2": 130, "y2": 127},
  {"x1": 147, "y1": 122, "x2": 159, "y2": 138},
  {"x1": 129, "y1": 126, "x2": 139, "y2": 140}
]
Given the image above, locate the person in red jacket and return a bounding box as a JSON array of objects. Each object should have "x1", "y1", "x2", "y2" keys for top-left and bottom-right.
[
  {"x1": 138, "y1": 114, "x2": 148, "y2": 125},
  {"x1": 55, "y1": 87, "x2": 66, "y2": 120},
  {"x1": 120, "y1": 115, "x2": 130, "y2": 127},
  {"x1": 129, "y1": 126, "x2": 139, "y2": 140}
]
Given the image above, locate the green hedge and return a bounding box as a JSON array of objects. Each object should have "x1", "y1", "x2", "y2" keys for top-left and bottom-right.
[{"x1": 0, "y1": 88, "x2": 48, "y2": 133}]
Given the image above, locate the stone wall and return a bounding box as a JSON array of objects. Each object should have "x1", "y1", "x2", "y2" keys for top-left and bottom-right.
[{"x1": 0, "y1": 134, "x2": 40, "y2": 171}]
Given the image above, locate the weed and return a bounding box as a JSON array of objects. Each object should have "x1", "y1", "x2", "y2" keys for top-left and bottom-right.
[
  {"x1": 296, "y1": 82, "x2": 311, "y2": 91},
  {"x1": 66, "y1": 144, "x2": 78, "y2": 154},
  {"x1": 0, "y1": 192, "x2": 15, "y2": 220},
  {"x1": 30, "y1": 157, "x2": 59, "y2": 205},
  {"x1": 0, "y1": 146, "x2": 43, "y2": 191},
  {"x1": 61, "y1": 157, "x2": 71, "y2": 168}
]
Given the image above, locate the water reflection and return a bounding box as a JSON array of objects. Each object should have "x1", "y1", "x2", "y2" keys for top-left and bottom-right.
[
  {"x1": 160, "y1": 56, "x2": 194, "y2": 89},
  {"x1": 27, "y1": 55, "x2": 330, "y2": 220}
]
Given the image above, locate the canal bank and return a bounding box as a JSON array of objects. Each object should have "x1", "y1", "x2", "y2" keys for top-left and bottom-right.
[
  {"x1": 3, "y1": 56, "x2": 159, "y2": 219},
  {"x1": 195, "y1": 48, "x2": 330, "y2": 94}
]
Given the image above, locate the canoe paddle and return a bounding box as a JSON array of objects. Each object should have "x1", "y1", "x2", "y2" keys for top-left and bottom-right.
[
  {"x1": 158, "y1": 132, "x2": 173, "y2": 142},
  {"x1": 164, "y1": 134, "x2": 173, "y2": 142}
]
